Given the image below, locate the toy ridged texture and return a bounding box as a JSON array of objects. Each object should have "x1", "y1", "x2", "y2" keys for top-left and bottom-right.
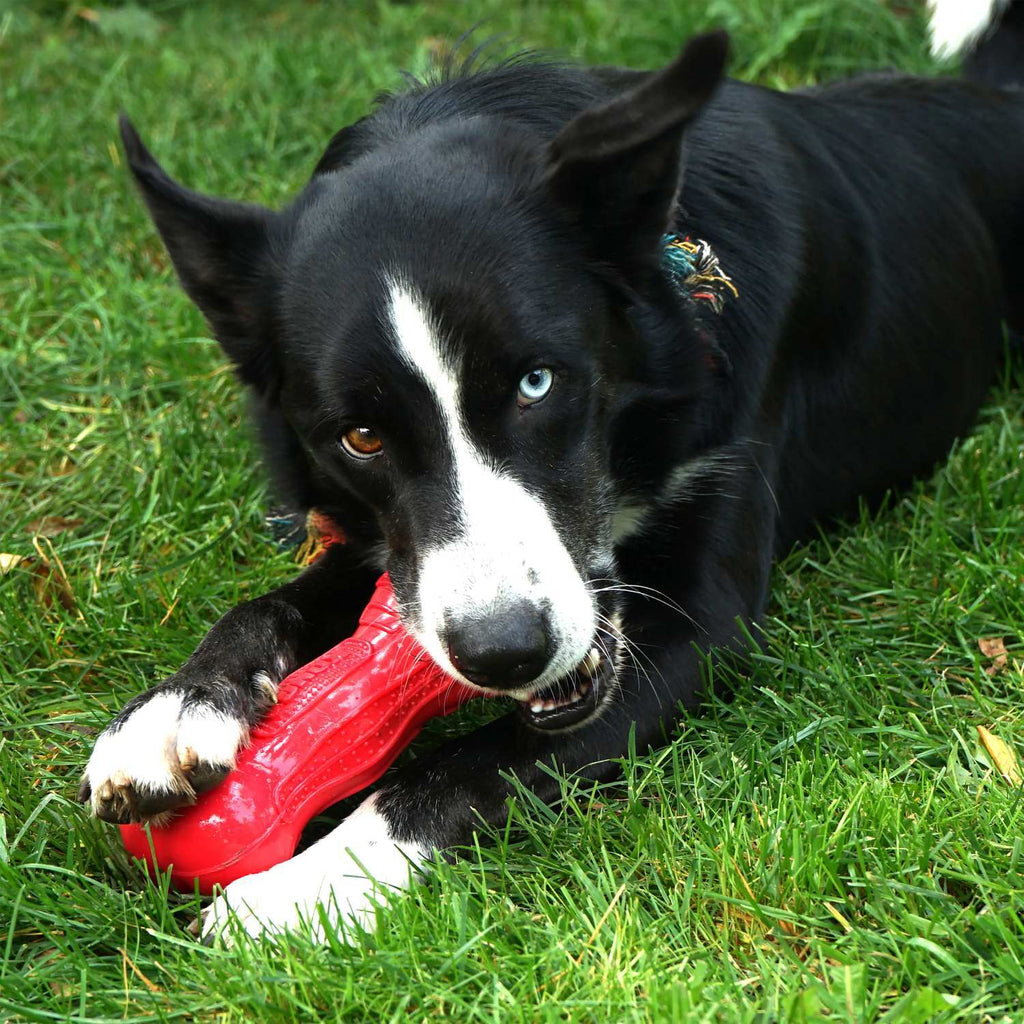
[{"x1": 119, "y1": 575, "x2": 477, "y2": 894}]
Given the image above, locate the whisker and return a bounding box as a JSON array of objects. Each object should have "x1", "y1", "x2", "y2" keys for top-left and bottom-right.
[
  {"x1": 589, "y1": 579, "x2": 706, "y2": 636},
  {"x1": 746, "y1": 451, "x2": 781, "y2": 516},
  {"x1": 594, "y1": 612, "x2": 669, "y2": 708}
]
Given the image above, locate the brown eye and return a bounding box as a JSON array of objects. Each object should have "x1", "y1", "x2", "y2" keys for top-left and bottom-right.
[{"x1": 339, "y1": 426, "x2": 383, "y2": 460}]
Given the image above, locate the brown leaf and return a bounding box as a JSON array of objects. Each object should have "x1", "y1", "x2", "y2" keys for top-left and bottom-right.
[
  {"x1": 28, "y1": 516, "x2": 84, "y2": 538},
  {"x1": 979, "y1": 637, "x2": 1009, "y2": 676},
  {"x1": 979, "y1": 637, "x2": 1008, "y2": 658},
  {"x1": 977, "y1": 726, "x2": 1023, "y2": 786},
  {"x1": 28, "y1": 539, "x2": 78, "y2": 614},
  {"x1": 30, "y1": 560, "x2": 77, "y2": 613}
]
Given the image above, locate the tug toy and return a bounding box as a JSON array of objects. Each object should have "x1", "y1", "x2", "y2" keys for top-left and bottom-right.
[{"x1": 120, "y1": 574, "x2": 479, "y2": 894}]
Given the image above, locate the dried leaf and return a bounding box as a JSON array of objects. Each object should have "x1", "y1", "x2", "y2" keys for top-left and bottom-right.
[
  {"x1": 979, "y1": 636, "x2": 1008, "y2": 659},
  {"x1": 977, "y1": 726, "x2": 1023, "y2": 786},
  {"x1": 978, "y1": 636, "x2": 1009, "y2": 676},
  {"x1": 27, "y1": 516, "x2": 84, "y2": 538},
  {"x1": 27, "y1": 539, "x2": 77, "y2": 614},
  {"x1": 30, "y1": 560, "x2": 77, "y2": 613},
  {"x1": 0, "y1": 553, "x2": 25, "y2": 574}
]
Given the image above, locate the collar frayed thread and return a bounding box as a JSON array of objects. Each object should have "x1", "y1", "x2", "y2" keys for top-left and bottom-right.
[{"x1": 662, "y1": 233, "x2": 738, "y2": 314}]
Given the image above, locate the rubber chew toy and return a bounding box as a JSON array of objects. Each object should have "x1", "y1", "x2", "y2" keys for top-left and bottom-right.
[{"x1": 120, "y1": 574, "x2": 478, "y2": 894}]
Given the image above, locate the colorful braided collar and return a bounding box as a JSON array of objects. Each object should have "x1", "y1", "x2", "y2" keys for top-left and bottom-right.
[{"x1": 662, "y1": 233, "x2": 738, "y2": 314}]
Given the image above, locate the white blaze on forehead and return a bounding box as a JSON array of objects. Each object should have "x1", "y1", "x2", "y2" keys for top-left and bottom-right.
[
  {"x1": 388, "y1": 284, "x2": 461, "y2": 434},
  {"x1": 386, "y1": 279, "x2": 595, "y2": 693}
]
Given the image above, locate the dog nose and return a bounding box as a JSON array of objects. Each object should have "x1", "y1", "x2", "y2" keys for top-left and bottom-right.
[{"x1": 446, "y1": 604, "x2": 551, "y2": 688}]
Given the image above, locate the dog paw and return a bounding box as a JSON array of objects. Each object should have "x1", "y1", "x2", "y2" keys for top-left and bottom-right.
[
  {"x1": 198, "y1": 794, "x2": 426, "y2": 946},
  {"x1": 79, "y1": 689, "x2": 252, "y2": 824}
]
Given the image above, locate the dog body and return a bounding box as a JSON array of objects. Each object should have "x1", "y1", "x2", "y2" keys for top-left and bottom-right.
[{"x1": 81, "y1": 27, "x2": 1022, "y2": 939}]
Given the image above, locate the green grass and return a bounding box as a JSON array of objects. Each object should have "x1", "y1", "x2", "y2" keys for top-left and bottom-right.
[{"x1": 2, "y1": 1, "x2": 1022, "y2": 1020}]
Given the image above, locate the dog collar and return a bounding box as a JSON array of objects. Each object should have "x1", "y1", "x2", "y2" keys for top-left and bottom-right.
[
  {"x1": 267, "y1": 507, "x2": 346, "y2": 563},
  {"x1": 662, "y1": 233, "x2": 738, "y2": 313}
]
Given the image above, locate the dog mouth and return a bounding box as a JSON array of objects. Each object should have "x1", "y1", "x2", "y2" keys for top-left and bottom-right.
[{"x1": 518, "y1": 645, "x2": 612, "y2": 730}]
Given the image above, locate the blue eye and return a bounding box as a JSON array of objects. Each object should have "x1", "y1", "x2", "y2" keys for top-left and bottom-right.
[{"x1": 518, "y1": 367, "x2": 554, "y2": 406}]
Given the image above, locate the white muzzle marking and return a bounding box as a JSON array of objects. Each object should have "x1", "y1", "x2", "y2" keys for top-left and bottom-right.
[{"x1": 386, "y1": 279, "x2": 595, "y2": 692}]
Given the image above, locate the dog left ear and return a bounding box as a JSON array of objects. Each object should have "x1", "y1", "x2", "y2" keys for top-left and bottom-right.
[
  {"x1": 119, "y1": 114, "x2": 282, "y2": 393},
  {"x1": 546, "y1": 31, "x2": 728, "y2": 284}
]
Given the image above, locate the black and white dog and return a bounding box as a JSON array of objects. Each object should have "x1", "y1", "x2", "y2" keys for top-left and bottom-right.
[{"x1": 81, "y1": 5, "x2": 1023, "y2": 941}]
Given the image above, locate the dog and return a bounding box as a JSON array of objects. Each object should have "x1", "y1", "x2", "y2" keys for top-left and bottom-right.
[{"x1": 80, "y1": 5, "x2": 1023, "y2": 942}]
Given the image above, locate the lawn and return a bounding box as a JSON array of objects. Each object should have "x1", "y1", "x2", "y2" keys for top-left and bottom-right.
[{"x1": 1, "y1": 0, "x2": 1022, "y2": 1020}]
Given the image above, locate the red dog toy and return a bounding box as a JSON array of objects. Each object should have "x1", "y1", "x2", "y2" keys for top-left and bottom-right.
[{"x1": 120, "y1": 575, "x2": 478, "y2": 893}]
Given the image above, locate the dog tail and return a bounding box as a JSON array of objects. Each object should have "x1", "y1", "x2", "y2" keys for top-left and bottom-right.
[{"x1": 929, "y1": 0, "x2": 1024, "y2": 87}]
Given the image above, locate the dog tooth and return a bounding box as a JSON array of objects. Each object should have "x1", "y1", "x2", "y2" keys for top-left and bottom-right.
[
  {"x1": 530, "y1": 701, "x2": 545, "y2": 714},
  {"x1": 581, "y1": 648, "x2": 602, "y2": 678}
]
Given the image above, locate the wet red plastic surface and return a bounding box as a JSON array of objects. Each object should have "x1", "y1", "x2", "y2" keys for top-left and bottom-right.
[{"x1": 119, "y1": 574, "x2": 478, "y2": 894}]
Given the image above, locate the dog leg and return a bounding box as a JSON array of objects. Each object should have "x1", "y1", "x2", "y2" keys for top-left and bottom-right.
[
  {"x1": 79, "y1": 544, "x2": 379, "y2": 823},
  {"x1": 196, "y1": 658, "x2": 727, "y2": 946},
  {"x1": 199, "y1": 791, "x2": 426, "y2": 944},
  {"x1": 199, "y1": 469, "x2": 780, "y2": 944}
]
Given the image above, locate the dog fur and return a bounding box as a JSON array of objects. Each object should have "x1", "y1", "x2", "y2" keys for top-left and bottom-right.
[{"x1": 81, "y1": 17, "x2": 1022, "y2": 942}]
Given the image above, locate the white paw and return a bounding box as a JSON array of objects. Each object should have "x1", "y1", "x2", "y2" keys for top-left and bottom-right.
[
  {"x1": 81, "y1": 690, "x2": 248, "y2": 823},
  {"x1": 199, "y1": 794, "x2": 427, "y2": 946}
]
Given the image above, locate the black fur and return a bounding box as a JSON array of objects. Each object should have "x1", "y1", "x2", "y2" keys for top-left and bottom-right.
[
  {"x1": 964, "y1": 0, "x2": 1024, "y2": 87},
  {"x1": 89, "y1": 30, "x2": 1019, "y2": 872}
]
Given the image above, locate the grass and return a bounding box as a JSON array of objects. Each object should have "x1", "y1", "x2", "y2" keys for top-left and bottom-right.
[{"x1": 1, "y1": 0, "x2": 1022, "y2": 1020}]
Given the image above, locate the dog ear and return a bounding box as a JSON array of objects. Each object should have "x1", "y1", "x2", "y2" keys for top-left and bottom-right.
[
  {"x1": 119, "y1": 114, "x2": 281, "y2": 392},
  {"x1": 546, "y1": 31, "x2": 728, "y2": 283}
]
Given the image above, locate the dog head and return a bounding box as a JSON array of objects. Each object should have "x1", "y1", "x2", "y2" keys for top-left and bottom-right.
[{"x1": 122, "y1": 32, "x2": 727, "y2": 729}]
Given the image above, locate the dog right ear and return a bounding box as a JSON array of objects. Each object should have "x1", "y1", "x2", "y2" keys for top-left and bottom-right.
[
  {"x1": 119, "y1": 115, "x2": 281, "y2": 392},
  {"x1": 546, "y1": 31, "x2": 728, "y2": 288}
]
